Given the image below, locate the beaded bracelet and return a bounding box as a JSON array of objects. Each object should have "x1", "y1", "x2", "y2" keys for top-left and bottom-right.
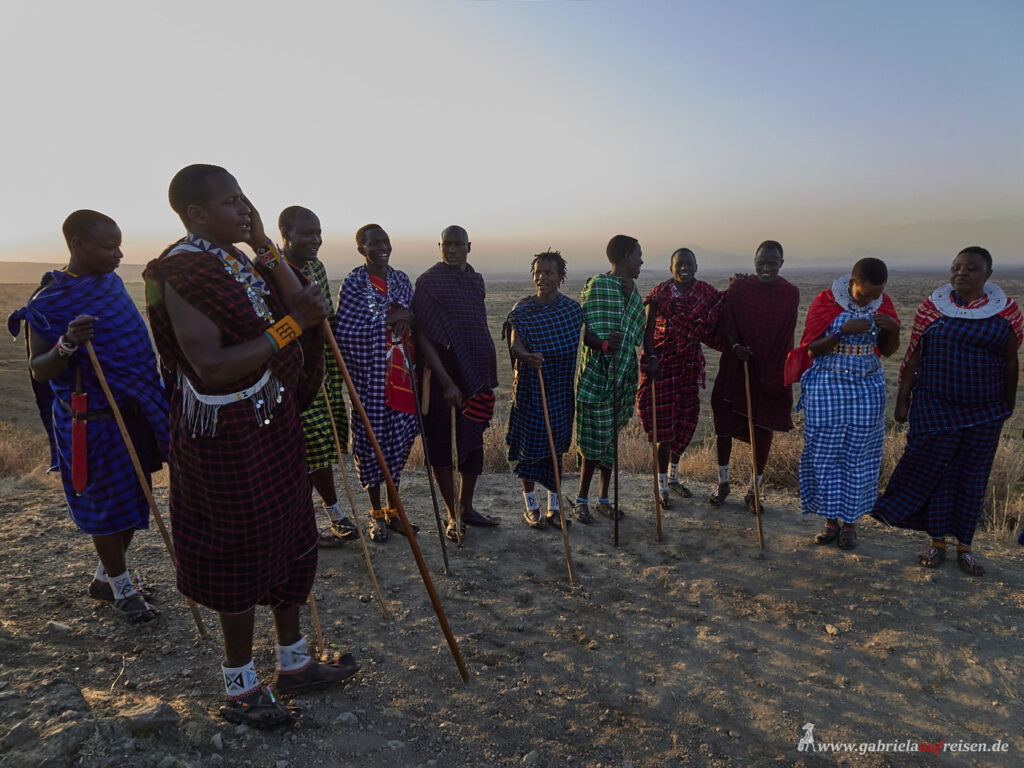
[
  {"x1": 254, "y1": 241, "x2": 285, "y2": 270},
  {"x1": 55, "y1": 335, "x2": 78, "y2": 358},
  {"x1": 264, "y1": 315, "x2": 302, "y2": 352}
]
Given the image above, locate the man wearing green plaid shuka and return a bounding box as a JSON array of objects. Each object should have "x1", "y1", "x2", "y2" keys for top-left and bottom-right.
[
  {"x1": 569, "y1": 235, "x2": 650, "y2": 524},
  {"x1": 280, "y1": 206, "x2": 357, "y2": 545}
]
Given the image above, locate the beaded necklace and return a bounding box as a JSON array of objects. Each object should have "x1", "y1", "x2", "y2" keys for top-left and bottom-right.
[{"x1": 182, "y1": 233, "x2": 274, "y2": 322}]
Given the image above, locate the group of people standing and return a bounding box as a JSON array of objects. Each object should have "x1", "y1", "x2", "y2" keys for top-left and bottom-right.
[{"x1": 9, "y1": 162, "x2": 1021, "y2": 729}]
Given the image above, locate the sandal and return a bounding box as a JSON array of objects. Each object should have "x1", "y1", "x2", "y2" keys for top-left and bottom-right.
[
  {"x1": 111, "y1": 592, "x2": 159, "y2": 624},
  {"x1": 368, "y1": 508, "x2": 388, "y2": 543},
  {"x1": 744, "y1": 489, "x2": 759, "y2": 513},
  {"x1": 274, "y1": 652, "x2": 360, "y2": 695},
  {"x1": 445, "y1": 518, "x2": 466, "y2": 543},
  {"x1": 565, "y1": 496, "x2": 594, "y2": 524},
  {"x1": 957, "y1": 551, "x2": 985, "y2": 577},
  {"x1": 595, "y1": 501, "x2": 623, "y2": 521},
  {"x1": 318, "y1": 526, "x2": 348, "y2": 548},
  {"x1": 668, "y1": 480, "x2": 692, "y2": 498},
  {"x1": 658, "y1": 492, "x2": 672, "y2": 510},
  {"x1": 814, "y1": 521, "x2": 840, "y2": 545},
  {"x1": 88, "y1": 578, "x2": 155, "y2": 603},
  {"x1": 545, "y1": 508, "x2": 571, "y2": 529},
  {"x1": 220, "y1": 685, "x2": 295, "y2": 728},
  {"x1": 385, "y1": 508, "x2": 419, "y2": 536},
  {"x1": 523, "y1": 508, "x2": 547, "y2": 529},
  {"x1": 709, "y1": 482, "x2": 730, "y2": 505},
  {"x1": 837, "y1": 524, "x2": 858, "y2": 551},
  {"x1": 918, "y1": 546, "x2": 946, "y2": 569}
]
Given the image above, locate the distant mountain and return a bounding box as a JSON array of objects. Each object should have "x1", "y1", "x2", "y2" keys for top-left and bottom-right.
[{"x1": 0, "y1": 262, "x2": 147, "y2": 284}]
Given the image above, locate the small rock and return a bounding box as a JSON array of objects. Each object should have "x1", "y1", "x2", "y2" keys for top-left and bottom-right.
[
  {"x1": 233, "y1": 724, "x2": 249, "y2": 735},
  {"x1": 334, "y1": 711, "x2": 359, "y2": 726},
  {"x1": 123, "y1": 701, "x2": 180, "y2": 735},
  {"x1": 183, "y1": 721, "x2": 202, "y2": 742},
  {"x1": 728, "y1": 730, "x2": 740, "y2": 739},
  {"x1": 359, "y1": 594, "x2": 372, "y2": 603},
  {"x1": 523, "y1": 750, "x2": 540, "y2": 764},
  {"x1": 825, "y1": 624, "x2": 840, "y2": 636},
  {"x1": 212, "y1": 732, "x2": 224, "y2": 750},
  {"x1": 47, "y1": 621, "x2": 73, "y2": 633},
  {"x1": 387, "y1": 740, "x2": 404, "y2": 749}
]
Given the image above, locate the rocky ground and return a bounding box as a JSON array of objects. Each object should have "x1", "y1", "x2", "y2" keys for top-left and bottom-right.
[{"x1": 2, "y1": 467, "x2": 1023, "y2": 768}]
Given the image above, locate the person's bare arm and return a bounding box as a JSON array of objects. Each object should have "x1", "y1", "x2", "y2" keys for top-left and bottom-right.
[
  {"x1": 163, "y1": 281, "x2": 327, "y2": 390},
  {"x1": 29, "y1": 314, "x2": 94, "y2": 382},
  {"x1": 874, "y1": 313, "x2": 901, "y2": 357},
  {"x1": 509, "y1": 328, "x2": 543, "y2": 370}
]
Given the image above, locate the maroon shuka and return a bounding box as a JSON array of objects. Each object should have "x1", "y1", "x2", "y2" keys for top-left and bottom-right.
[
  {"x1": 710, "y1": 274, "x2": 799, "y2": 439},
  {"x1": 145, "y1": 244, "x2": 324, "y2": 614}
]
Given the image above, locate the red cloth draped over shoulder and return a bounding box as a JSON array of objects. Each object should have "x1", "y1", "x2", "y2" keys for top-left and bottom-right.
[{"x1": 783, "y1": 289, "x2": 899, "y2": 386}]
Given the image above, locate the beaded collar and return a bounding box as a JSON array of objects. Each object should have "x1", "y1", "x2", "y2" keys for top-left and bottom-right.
[
  {"x1": 930, "y1": 283, "x2": 1007, "y2": 320},
  {"x1": 363, "y1": 267, "x2": 394, "y2": 323},
  {"x1": 832, "y1": 273, "x2": 883, "y2": 316},
  {"x1": 179, "y1": 233, "x2": 274, "y2": 322}
]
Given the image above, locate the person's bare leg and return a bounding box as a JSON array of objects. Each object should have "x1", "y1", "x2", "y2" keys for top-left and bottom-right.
[
  {"x1": 309, "y1": 467, "x2": 338, "y2": 507},
  {"x1": 270, "y1": 604, "x2": 302, "y2": 647},
  {"x1": 434, "y1": 466, "x2": 456, "y2": 520},
  {"x1": 92, "y1": 529, "x2": 134, "y2": 578},
  {"x1": 220, "y1": 609, "x2": 257, "y2": 668},
  {"x1": 576, "y1": 458, "x2": 598, "y2": 499}
]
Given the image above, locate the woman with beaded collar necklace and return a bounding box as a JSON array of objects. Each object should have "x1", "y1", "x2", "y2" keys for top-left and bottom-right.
[
  {"x1": 871, "y1": 247, "x2": 1022, "y2": 576},
  {"x1": 787, "y1": 257, "x2": 901, "y2": 552}
]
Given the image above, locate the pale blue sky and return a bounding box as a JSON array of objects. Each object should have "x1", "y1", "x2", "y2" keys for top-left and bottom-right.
[{"x1": 1, "y1": 0, "x2": 1021, "y2": 274}]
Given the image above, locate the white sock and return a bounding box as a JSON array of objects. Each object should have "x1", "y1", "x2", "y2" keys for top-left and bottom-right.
[
  {"x1": 523, "y1": 490, "x2": 539, "y2": 512},
  {"x1": 749, "y1": 472, "x2": 764, "y2": 491},
  {"x1": 108, "y1": 570, "x2": 138, "y2": 600},
  {"x1": 94, "y1": 563, "x2": 108, "y2": 583},
  {"x1": 667, "y1": 465, "x2": 679, "y2": 483},
  {"x1": 324, "y1": 501, "x2": 344, "y2": 523},
  {"x1": 548, "y1": 491, "x2": 560, "y2": 511},
  {"x1": 276, "y1": 636, "x2": 311, "y2": 673},
  {"x1": 718, "y1": 465, "x2": 729, "y2": 483},
  {"x1": 222, "y1": 659, "x2": 259, "y2": 699},
  {"x1": 658, "y1": 473, "x2": 669, "y2": 493}
]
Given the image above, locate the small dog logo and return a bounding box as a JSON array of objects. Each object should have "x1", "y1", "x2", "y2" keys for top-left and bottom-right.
[{"x1": 798, "y1": 723, "x2": 815, "y2": 752}]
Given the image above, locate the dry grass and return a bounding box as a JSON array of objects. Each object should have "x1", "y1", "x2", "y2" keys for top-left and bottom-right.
[
  {"x1": 0, "y1": 422, "x2": 53, "y2": 494},
  {"x1": 407, "y1": 404, "x2": 1024, "y2": 541}
]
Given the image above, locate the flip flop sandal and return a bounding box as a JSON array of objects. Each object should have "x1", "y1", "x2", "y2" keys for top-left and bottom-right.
[
  {"x1": 918, "y1": 546, "x2": 946, "y2": 569},
  {"x1": 275, "y1": 653, "x2": 360, "y2": 695},
  {"x1": 565, "y1": 496, "x2": 594, "y2": 525},
  {"x1": 957, "y1": 551, "x2": 985, "y2": 577},
  {"x1": 523, "y1": 508, "x2": 547, "y2": 529},
  {"x1": 385, "y1": 509, "x2": 419, "y2": 536},
  {"x1": 445, "y1": 519, "x2": 466, "y2": 542},
  {"x1": 837, "y1": 525, "x2": 858, "y2": 550},
  {"x1": 744, "y1": 489, "x2": 758, "y2": 512},
  {"x1": 595, "y1": 501, "x2": 623, "y2": 521},
  {"x1": 318, "y1": 527, "x2": 348, "y2": 548},
  {"x1": 668, "y1": 480, "x2": 692, "y2": 498},
  {"x1": 112, "y1": 593, "x2": 159, "y2": 624},
  {"x1": 545, "y1": 509, "x2": 572, "y2": 529},
  {"x1": 709, "y1": 482, "x2": 730, "y2": 505},
  {"x1": 220, "y1": 686, "x2": 295, "y2": 728}
]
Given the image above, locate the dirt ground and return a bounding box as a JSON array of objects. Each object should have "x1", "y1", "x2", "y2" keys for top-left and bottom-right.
[{"x1": 2, "y1": 465, "x2": 1023, "y2": 768}]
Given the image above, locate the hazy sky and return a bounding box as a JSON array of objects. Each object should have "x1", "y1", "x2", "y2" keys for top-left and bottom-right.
[{"x1": 2, "y1": 0, "x2": 1022, "y2": 274}]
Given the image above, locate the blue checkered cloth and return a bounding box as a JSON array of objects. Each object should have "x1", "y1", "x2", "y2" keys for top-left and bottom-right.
[
  {"x1": 334, "y1": 266, "x2": 418, "y2": 488},
  {"x1": 800, "y1": 423, "x2": 884, "y2": 523},
  {"x1": 908, "y1": 314, "x2": 1014, "y2": 435},
  {"x1": 872, "y1": 421, "x2": 1003, "y2": 545},
  {"x1": 503, "y1": 294, "x2": 582, "y2": 491},
  {"x1": 8, "y1": 271, "x2": 169, "y2": 535}
]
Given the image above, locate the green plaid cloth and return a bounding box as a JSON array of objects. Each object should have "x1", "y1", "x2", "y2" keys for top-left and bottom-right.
[
  {"x1": 300, "y1": 259, "x2": 348, "y2": 471},
  {"x1": 575, "y1": 273, "x2": 645, "y2": 466}
]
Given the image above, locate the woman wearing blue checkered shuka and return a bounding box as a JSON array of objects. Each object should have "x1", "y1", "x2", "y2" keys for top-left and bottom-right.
[
  {"x1": 793, "y1": 262, "x2": 901, "y2": 551},
  {"x1": 503, "y1": 251, "x2": 582, "y2": 529}
]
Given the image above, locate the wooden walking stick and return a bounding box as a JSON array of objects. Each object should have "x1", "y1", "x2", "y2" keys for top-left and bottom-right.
[
  {"x1": 83, "y1": 342, "x2": 208, "y2": 637},
  {"x1": 651, "y1": 378, "x2": 663, "y2": 542},
  {"x1": 537, "y1": 369, "x2": 576, "y2": 586},
  {"x1": 742, "y1": 361, "x2": 766, "y2": 549},
  {"x1": 612, "y1": 350, "x2": 620, "y2": 548},
  {"x1": 449, "y1": 405, "x2": 464, "y2": 547},
  {"x1": 308, "y1": 589, "x2": 325, "y2": 656},
  {"x1": 321, "y1": 384, "x2": 391, "y2": 620},
  {"x1": 400, "y1": 338, "x2": 450, "y2": 574},
  {"x1": 323, "y1": 323, "x2": 468, "y2": 682}
]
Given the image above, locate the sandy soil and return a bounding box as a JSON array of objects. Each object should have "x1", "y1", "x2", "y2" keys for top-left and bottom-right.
[{"x1": 2, "y1": 464, "x2": 1023, "y2": 768}]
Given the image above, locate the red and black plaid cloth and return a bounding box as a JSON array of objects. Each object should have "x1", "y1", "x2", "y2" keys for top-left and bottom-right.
[
  {"x1": 711, "y1": 275, "x2": 799, "y2": 439},
  {"x1": 145, "y1": 244, "x2": 323, "y2": 613},
  {"x1": 637, "y1": 279, "x2": 724, "y2": 453}
]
